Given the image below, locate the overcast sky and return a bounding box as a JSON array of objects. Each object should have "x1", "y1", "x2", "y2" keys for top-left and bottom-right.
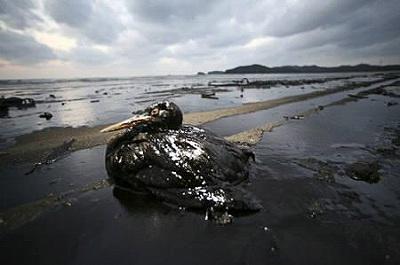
[{"x1": 0, "y1": 0, "x2": 399, "y2": 79}]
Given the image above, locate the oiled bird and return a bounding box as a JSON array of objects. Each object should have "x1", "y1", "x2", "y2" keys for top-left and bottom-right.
[{"x1": 101, "y1": 101, "x2": 261, "y2": 213}]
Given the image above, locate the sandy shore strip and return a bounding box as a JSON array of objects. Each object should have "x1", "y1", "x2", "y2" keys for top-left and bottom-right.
[
  {"x1": 183, "y1": 75, "x2": 398, "y2": 125},
  {"x1": 227, "y1": 80, "x2": 400, "y2": 145},
  {"x1": 1, "y1": 76, "x2": 398, "y2": 166}
]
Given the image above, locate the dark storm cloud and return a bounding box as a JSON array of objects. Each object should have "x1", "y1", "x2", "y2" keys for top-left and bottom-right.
[
  {"x1": 0, "y1": 0, "x2": 41, "y2": 29},
  {"x1": 283, "y1": 0, "x2": 400, "y2": 53},
  {"x1": 123, "y1": 0, "x2": 400, "y2": 57},
  {"x1": 0, "y1": 29, "x2": 56, "y2": 64},
  {"x1": 119, "y1": 0, "x2": 400, "y2": 72}
]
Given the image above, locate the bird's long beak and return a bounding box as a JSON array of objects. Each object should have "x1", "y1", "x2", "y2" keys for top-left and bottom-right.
[{"x1": 100, "y1": 114, "x2": 152, "y2": 133}]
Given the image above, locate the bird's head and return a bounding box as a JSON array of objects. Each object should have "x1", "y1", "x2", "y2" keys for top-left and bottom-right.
[{"x1": 100, "y1": 101, "x2": 183, "y2": 133}]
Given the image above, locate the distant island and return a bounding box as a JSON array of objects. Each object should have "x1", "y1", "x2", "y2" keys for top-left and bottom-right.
[
  {"x1": 206, "y1": 64, "x2": 400, "y2": 74},
  {"x1": 207, "y1": 71, "x2": 225, "y2": 75}
]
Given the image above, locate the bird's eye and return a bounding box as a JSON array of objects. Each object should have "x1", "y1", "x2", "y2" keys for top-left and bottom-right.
[{"x1": 151, "y1": 108, "x2": 159, "y2": 116}]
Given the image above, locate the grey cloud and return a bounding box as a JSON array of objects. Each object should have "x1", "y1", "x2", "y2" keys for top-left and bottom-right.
[
  {"x1": 335, "y1": 1, "x2": 400, "y2": 49},
  {"x1": 44, "y1": 0, "x2": 92, "y2": 27},
  {"x1": 125, "y1": 0, "x2": 228, "y2": 46},
  {"x1": 0, "y1": 29, "x2": 56, "y2": 64},
  {"x1": 121, "y1": 0, "x2": 400, "y2": 71},
  {"x1": 45, "y1": 0, "x2": 122, "y2": 44},
  {"x1": 0, "y1": 0, "x2": 41, "y2": 29},
  {"x1": 81, "y1": 7, "x2": 124, "y2": 44},
  {"x1": 358, "y1": 36, "x2": 400, "y2": 58},
  {"x1": 284, "y1": 0, "x2": 400, "y2": 53},
  {"x1": 42, "y1": 0, "x2": 399, "y2": 61},
  {"x1": 126, "y1": 0, "x2": 216, "y2": 24},
  {"x1": 263, "y1": 0, "x2": 377, "y2": 37},
  {"x1": 63, "y1": 46, "x2": 112, "y2": 65},
  {"x1": 1, "y1": 0, "x2": 400, "y2": 76}
]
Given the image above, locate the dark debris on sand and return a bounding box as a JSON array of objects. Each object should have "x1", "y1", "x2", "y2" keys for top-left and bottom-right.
[
  {"x1": 293, "y1": 158, "x2": 340, "y2": 183},
  {"x1": 0, "y1": 96, "x2": 36, "y2": 117},
  {"x1": 39, "y1": 112, "x2": 53, "y2": 120},
  {"x1": 345, "y1": 161, "x2": 381, "y2": 184}
]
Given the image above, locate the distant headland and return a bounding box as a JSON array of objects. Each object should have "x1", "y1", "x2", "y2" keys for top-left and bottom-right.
[{"x1": 203, "y1": 64, "x2": 400, "y2": 74}]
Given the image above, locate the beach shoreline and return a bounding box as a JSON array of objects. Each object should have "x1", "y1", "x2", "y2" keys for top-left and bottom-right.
[{"x1": 1, "y1": 76, "x2": 399, "y2": 166}]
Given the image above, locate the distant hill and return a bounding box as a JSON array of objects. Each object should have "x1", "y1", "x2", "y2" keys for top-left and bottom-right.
[
  {"x1": 223, "y1": 64, "x2": 400, "y2": 74},
  {"x1": 207, "y1": 70, "x2": 225, "y2": 75}
]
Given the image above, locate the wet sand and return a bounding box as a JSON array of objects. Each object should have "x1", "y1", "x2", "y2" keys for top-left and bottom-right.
[
  {"x1": 1, "y1": 75, "x2": 400, "y2": 265},
  {"x1": 3, "y1": 72, "x2": 372, "y2": 143},
  {"x1": 226, "y1": 80, "x2": 400, "y2": 145},
  {"x1": 1, "y1": 76, "x2": 398, "y2": 166},
  {"x1": 184, "y1": 78, "x2": 387, "y2": 125}
]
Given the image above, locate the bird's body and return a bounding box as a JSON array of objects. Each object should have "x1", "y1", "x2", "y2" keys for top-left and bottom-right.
[{"x1": 103, "y1": 102, "x2": 261, "y2": 212}]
